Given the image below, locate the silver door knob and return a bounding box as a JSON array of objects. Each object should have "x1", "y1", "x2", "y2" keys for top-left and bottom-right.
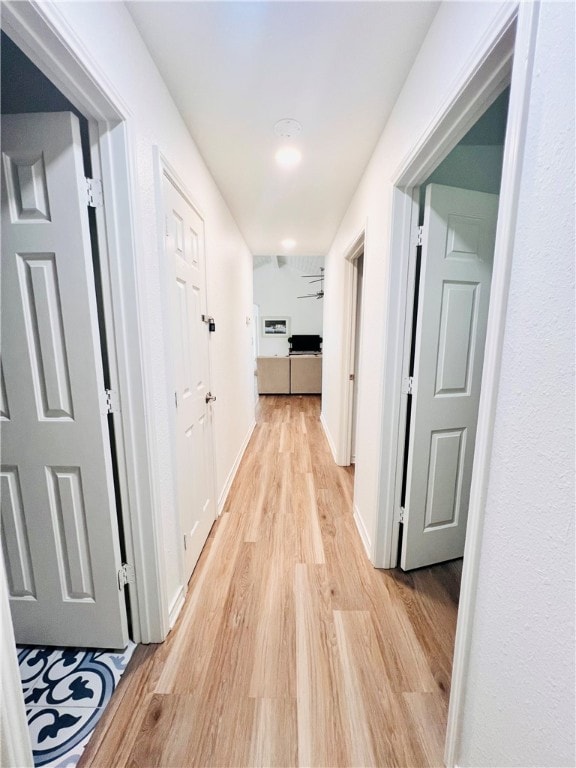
[{"x1": 205, "y1": 392, "x2": 216, "y2": 403}]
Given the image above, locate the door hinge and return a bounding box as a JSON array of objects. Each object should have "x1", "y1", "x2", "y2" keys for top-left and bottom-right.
[
  {"x1": 85, "y1": 177, "x2": 104, "y2": 208},
  {"x1": 402, "y1": 376, "x2": 415, "y2": 395},
  {"x1": 118, "y1": 563, "x2": 135, "y2": 589},
  {"x1": 183, "y1": 533, "x2": 187, "y2": 550},
  {"x1": 396, "y1": 507, "x2": 406, "y2": 524},
  {"x1": 349, "y1": 373, "x2": 355, "y2": 381},
  {"x1": 416, "y1": 225, "x2": 424, "y2": 247},
  {"x1": 104, "y1": 388, "x2": 120, "y2": 414}
]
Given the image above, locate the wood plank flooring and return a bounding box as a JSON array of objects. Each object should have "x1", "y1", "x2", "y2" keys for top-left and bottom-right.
[{"x1": 79, "y1": 395, "x2": 462, "y2": 768}]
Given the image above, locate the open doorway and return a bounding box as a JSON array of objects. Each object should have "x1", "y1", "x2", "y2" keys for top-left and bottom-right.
[
  {"x1": 1, "y1": 31, "x2": 130, "y2": 648},
  {"x1": 398, "y1": 89, "x2": 510, "y2": 570},
  {"x1": 0, "y1": 0, "x2": 164, "y2": 650},
  {"x1": 341, "y1": 232, "x2": 365, "y2": 466},
  {"x1": 1, "y1": 29, "x2": 138, "y2": 767},
  {"x1": 349, "y1": 248, "x2": 364, "y2": 464}
]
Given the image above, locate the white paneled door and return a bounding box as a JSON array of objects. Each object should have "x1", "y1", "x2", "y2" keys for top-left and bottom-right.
[
  {"x1": 402, "y1": 184, "x2": 499, "y2": 570},
  {"x1": 1, "y1": 112, "x2": 128, "y2": 647},
  {"x1": 163, "y1": 175, "x2": 216, "y2": 584}
]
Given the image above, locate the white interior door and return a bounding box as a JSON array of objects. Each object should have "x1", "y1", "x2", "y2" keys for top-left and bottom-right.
[
  {"x1": 1, "y1": 112, "x2": 128, "y2": 647},
  {"x1": 401, "y1": 183, "x2": 499, "y2": 570},
  {"x1": 163, "y1": 175, "x2": 216, "y2": 584}
]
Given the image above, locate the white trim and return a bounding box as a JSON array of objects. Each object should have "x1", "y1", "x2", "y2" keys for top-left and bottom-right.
[
  {"x1": 217, "y1": 420, "x2": 256, "y2": 514},
  {"x1": 168, "y1": 584, "x2": 187, "y2": 630},
  {"x1": 322, "y1": 225, "x2": 367, "y2": 467},
  {"x1": 353, "y1": 504, "x2": 372, "y2": 558},
  {"x1": 373, "y1": 188, "x2": 420, "y2": 569},
  {"x1": 340, "y1": 255, "x2": 356, "y2": 466},
  {"x1": 393, "y1": 4, "x2": 517, "y2": 187},
  {"x1": 0, "y1": 1, "x2": 129, "y2": 121},
  {"x1": 340, "y1": 230, "x2": 366, "y2": 466},
  {"x1": 155, "y1": 149, "x2": 208, "y2": 224},
  {"x1": 320, "y1": 411, "x2": 339, "y2": 464},
  {"x1": 1, "y1": 1, "x2": 168, "y2": 646},
  {"x1": 445, "y1": 4, "x2": 540, "y2": 766},
  {"x1": 100, "y1": 119, "x2": 169, "y2": 644},
  {"x1": 88, "y1": 122, "x2": 145, "y2": 643}
]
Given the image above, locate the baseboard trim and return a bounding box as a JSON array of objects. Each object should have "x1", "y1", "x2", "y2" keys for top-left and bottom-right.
[
  {"x1": 353, "y1": 504, "x2": 372, "y2": 558},
  {"x1": 320, "y1": 411, "x2": 339, "y2": 464},
  {"x1": 168, "y1": 585, "x2": 186, "y2": 629},
  {"x1": 217, "y1": 420, "x2": 256, "y2": 514}
]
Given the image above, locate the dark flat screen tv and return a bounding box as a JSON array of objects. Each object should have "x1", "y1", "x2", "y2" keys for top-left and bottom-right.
[{"x1": 288, "y1": 335, "x2": 322, "y2": 354}]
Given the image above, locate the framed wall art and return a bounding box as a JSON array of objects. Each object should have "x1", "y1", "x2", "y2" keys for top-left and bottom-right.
[{"x1": 262, "y1": 317, "x2": 290, "y2": 337}]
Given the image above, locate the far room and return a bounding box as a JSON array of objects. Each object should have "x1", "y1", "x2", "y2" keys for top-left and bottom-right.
[{"x1": 253, "y1": 255, "x2": 324, "y2": 396}]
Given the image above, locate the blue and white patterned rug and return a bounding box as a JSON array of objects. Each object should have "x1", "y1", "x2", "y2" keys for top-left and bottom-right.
[{"x1": 18, "y1": 642, "x2": 136, "y2": 768}]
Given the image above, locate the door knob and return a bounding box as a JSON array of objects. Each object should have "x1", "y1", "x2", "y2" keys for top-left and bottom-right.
[{"x1": 205, "y1": 392, "x2": 216, "y2": 403}]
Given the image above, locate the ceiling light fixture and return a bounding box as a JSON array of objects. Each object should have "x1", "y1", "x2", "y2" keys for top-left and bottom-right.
[
  {"x1": 281, "y1": 238, "x2": 296, "y2": 251},
  {"x1": 275, "y1": 146, "x2": 302, "y2": 169}
]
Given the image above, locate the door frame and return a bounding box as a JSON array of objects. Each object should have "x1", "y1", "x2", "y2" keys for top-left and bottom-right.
[
  {"x1": 371, "y1": 2, "x2": 539, "y2": 765},
  {"x1": 154, "y1": 149, "x2": 217, "y2": 627},
  {"x1": 339, "y1": 228, "x2": 366, "y2": 466},
  {"x1": 400, "y1": 183, "x2": 501, "y2": 572},
  {"x1": 1, "y1": 2, "x2": 169, "y2": 644}
]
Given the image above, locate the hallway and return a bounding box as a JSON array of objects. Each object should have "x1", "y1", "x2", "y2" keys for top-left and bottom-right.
[{"x1": 79, "y1": 396, "x2": 461, "y2": 768}]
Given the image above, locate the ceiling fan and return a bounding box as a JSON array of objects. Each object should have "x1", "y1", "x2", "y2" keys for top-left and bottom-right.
[{"x1": 298, "y1": 267, "x2": 324, "y2": 299}]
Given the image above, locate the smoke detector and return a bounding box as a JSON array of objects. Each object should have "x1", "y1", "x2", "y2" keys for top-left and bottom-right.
[{"x1": 274, "y1": 118, "x2": 302, "y2": 138}]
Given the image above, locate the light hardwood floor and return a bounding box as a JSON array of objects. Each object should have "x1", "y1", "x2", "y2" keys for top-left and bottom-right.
[{"x1": 79, "y1": 395, "x2": 462, "y2": 768}]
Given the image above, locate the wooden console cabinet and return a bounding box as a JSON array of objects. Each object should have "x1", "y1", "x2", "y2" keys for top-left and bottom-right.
[
  {"x1": 290, "y1": 355, "x2": 322, "y2": 394},
  {"x1": 257, "y1": 356, "x2": 322, "y2": 394},
  {"x1": 256, "y1": 357, "x2": 290, "y2": 394}
]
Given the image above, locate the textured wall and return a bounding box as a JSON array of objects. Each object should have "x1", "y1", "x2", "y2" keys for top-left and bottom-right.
[{"x1": 458, "y1": 3, "x2": 575, "y2": 765}]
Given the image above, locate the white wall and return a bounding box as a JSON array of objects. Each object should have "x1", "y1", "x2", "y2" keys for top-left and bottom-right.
[
  {"x1": 254, "y1": 264, "x2": 324, "y2": 356},
  {"x1": 458, "y1": 3, "x2": 575, "y2": 765},
  {"x1": 321, "y1": 1, "x2": 511, "y2": 550},
  {"x1": 47, "y1": 2, "x2": 255, "y2": 612}
]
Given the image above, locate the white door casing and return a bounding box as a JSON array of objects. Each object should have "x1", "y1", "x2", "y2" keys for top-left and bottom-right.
[
  {"x1": 401, "y1": 184, "x2": 499, "y2": 570},
  {"x1": 350, "y1": 252, "x2": 364, "y2": 464},
  {"x1": 163, "y1": 175, "x2": 216, "y2": 584},
  {"x1": 1, "y1": 112, "x2": 128, "y2": 647}
]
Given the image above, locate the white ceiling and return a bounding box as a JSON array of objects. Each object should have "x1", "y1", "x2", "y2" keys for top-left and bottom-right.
[{"x1": 127, "y1": 1, "x2": 440, "y2": 257}]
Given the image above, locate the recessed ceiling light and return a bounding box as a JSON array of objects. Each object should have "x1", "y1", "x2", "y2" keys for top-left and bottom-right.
[
  {"x1": 275, "y1": 146, "x2": 302, "y2": 169},
  {"x1": 281, "y1": 238, "x2": 296, "y2": 251}
]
